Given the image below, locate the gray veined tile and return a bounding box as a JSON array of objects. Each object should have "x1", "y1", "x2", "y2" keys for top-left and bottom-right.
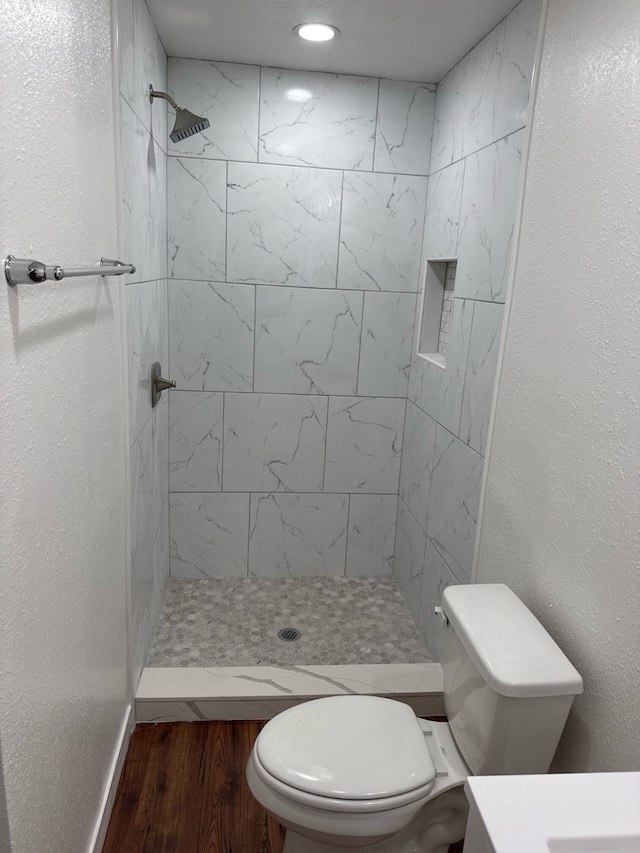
[
  {"x1": 324, "y1": 397, "x2": 405, "y2": 494},
  {"x1": 426, "y1": 426, "x2": 484, "y2": 583},
  {"x1": 227, "y1": 162, "x2": 342, "y2": 288},
  {"x1": 495, "y1": 0, "x2": 542, "y2": 141},
  {"x1": 338, "y1": 171, "x2": 428, "y2": 292},
  {"x1": 421, "y1": 538, "x2": 459, "y2": 662},
  {"x1": 248, "y1": 494, "x2": 349, "y2": 578},
  {"x1": 456, "y1": 131, "x2": 523, "y2": 302},
  {"x1": 407, "y1": 298, "x2": 473, "y2": 437},
  {"x1": 167, "y1": 58, "x2": 260, "y2": 161},
  {"x1": 259, "y1": 68, "x2": 378, "y2": 170},
  {"x1": 460, "y1": 302, "x2": 504, "y2": 456},
  {"x1": 167, "y1": 157, "x2": 226, "y2": 281},
  {"x1": 452, "y1": 20, "x2": 505, "y2": 161},
  {"x1": 224, "y1": 394, "x2": 328, "y2": 493},
  {"x1": 120, "y1": 99, "x2": 151, "y2": 285},
  {"x1": 126, "y1": 279, "x2": 168, "y2": 446},
  {"x1": 374, "y1": 79, "x2": 436, "y2": 176},
  {"x1": 254, "y1": 287, "x2": 363, "y2": 395},
  {"x1": 168, "y1": 280, "x2": 254, "y2": 392},
  {"x1": 346, "y1": 495, "x2": 398, "y2": 577},
  {"x1": 148, "y1": 141, "x2": 168, "y2": 281},
  {"x1": 357, "y1": 292, "x2": 417, "y2": 397},
  {"x1": 399, "y1": 401, "x2": 438, "y2": 531},
  {"x1": 170, "y1": 493, "x2": 250, "y2": 578},
  {"x1": 422, "y1": 160, "x2": 464, "y2": 261},
  {"x1": 429, "y1": 69, "x2": 454, "y2": 174},
  {"x1": 393, "y1": 500, "x2": 427, "y2": 630},
  {"x1": 169, "y1": 391, "x2": 223, "y2": 492}
]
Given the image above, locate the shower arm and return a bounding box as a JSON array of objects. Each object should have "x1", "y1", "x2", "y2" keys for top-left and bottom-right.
[{"x1": 149, "y1": 87, "x2": 181, "y2": 111}]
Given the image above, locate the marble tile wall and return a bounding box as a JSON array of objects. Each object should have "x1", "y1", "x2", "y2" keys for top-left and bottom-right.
[
  {"x1": 165, "y1": 59, "x2": 436, "y2": 581},
  {"x1": 393, "y1": 0, "x2": 541, "y2": 660},
  {"x1": 118, "y1": 0, "x2": 170, "y2": 683}
]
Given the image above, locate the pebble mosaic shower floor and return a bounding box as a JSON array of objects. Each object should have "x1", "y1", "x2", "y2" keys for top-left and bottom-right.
[{"x1": 148, "y1": 577, "x2": 430, "y2": 667}]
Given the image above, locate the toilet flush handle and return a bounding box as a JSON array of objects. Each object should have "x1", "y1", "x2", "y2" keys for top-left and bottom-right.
[{"x1": 434, "y1": 606, "x2": 449, "y2": 626}]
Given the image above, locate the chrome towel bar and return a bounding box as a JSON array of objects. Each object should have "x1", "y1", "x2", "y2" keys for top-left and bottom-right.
[{"x1": 4, "y1": 255, "x2": 136, "y2": 286}]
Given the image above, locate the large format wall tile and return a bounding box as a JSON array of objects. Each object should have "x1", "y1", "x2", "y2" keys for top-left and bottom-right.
[
  {"x1": 148, "y1": 140, "x2": 168, "y2": 281},
  {"x1": 494, "y1": 0, "x2": 542, "y2": 141},
  {"x1": 338, "y1": 172, "x2": 427, "y2": 292},
  {"x1": 120, "y1": 99, "x2": 151, "y2": 285},
  {"x1": 130, "y1": 399, "x2": 168, "y2": 677},
  {"x1": 259, "y1": 68, "x2": 378, "y2": 170},
  {"x1": 408, "y1": 298, "x2": 474, "y2": 437},
  {"x1": 346, "y1": 495, "x2": 397, "y2": 576},
  {"x1": 127, "y1": 279, "x2": 168, "y2": 445},
  {"x1": 224, "y1": 394, "x2": 328, "y2": 492},
  {"x1": 324, "y1": 397, "x2": 405, "y2": 494},
  {"x1": 168, "y1": 280, "x2": 254, "y2": 391},
  {"x1": 452, "y1": 21, "x2": 505, "y2": 161},
  {"x1": 254, "y1": 287, "x2": 363, "y2": 395},
  {"x1": 227, "y1": 162, "x2": 342, "y2": 287},
  {"x1": 248, "y1": 493, "x2": 349, "y2": 577},
  {"x1": 169, "y1": 391, "x2": 223, "y2": 492},
  {"x1": 167, "y1": 58, "x2": 260, "y2": 161},
  {"x1": 429, "y1": 70, "x2": 454, "y2": 174},
  {"x1": 427, "y1": 426, "x2": 483, "y2": 583},
  {"x1": 167, "y1": 157, "x2": 226, "y2": 281},
  {"x1": 421, "y1": 538, "x2": 459, "y2": 661},
  {"x1": 456, "y1": 132, "x2": 523, "y2": 302},
  {"x1": 460, "y1": 302, "x2": 504, "y2": 456},
  {"x1": 357, "y1": 293, "x2": 416, "y2": 398},
  {"x1": 393, "y1": 500, "x2": 427, "y2": 629},
  {"x1": 119, "y1": 0, "x2": 167, "y2": 149},
  {"x1": 422, "y1": 160, "x2": 464, "y2": 260},
  {"x1": 374, "y1": 80, "x2": 436, "y2": 176},
  {"x1": 399, "y1": 402, "x2": 437, "y2": 530},
  {"x1": 170, "y1": 493, "x2": 250, "y2": 578}
]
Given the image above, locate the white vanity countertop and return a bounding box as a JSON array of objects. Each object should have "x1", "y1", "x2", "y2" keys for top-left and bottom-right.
[{"x1": 465, "y1": 772, "x2": 640, "y2": 852}]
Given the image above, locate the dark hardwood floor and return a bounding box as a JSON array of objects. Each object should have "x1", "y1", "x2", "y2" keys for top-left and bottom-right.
[{"x1": 102, "y1": 720, "x2": 464, "y2": 853}]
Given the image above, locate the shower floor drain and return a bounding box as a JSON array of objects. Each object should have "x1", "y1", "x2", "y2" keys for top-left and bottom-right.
[{"x1": 277, "y1": 628, "x2": 301, "y2": 642}]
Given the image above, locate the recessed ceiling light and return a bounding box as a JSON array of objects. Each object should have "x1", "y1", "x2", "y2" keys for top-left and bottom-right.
[{"x1": 294, "y1": 23, "x2": 339, "y2": 42}]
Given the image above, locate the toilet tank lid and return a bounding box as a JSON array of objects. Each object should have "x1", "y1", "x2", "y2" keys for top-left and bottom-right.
[{"x1": 442, "y1": 584, "x2": 583, "y2": 698}]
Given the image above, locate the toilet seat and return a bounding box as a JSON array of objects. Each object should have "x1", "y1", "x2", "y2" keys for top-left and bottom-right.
[
  {"x1": 251, "y1": 748, "x2": 437, "y2": 815},
  {"x1": 254, "y1": 696, "x2": 438, "y2": 812}
]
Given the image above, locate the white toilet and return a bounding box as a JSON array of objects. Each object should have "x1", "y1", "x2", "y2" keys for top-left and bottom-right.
[{"x1": 246, "y1": 584, "x2": 584, "y2": 853}]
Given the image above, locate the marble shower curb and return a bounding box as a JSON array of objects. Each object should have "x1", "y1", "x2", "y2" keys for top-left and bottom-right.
[{"x1": 136, "y1": 662, "x2": 444, "y2": 721}]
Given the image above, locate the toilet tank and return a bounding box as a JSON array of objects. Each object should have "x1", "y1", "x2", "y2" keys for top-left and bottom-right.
[{"x1": 441, "y1": 584, "x2": 583, "y2": 777}]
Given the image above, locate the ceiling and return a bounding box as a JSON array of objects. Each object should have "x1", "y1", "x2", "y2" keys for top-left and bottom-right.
[{"x1": 147, "y1": 0, "x2": 520, "y2": 83}]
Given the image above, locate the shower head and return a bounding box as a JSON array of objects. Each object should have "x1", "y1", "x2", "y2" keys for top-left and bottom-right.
[{"x1": 149, "y1": 86, "x2": 210, "y2": 143}]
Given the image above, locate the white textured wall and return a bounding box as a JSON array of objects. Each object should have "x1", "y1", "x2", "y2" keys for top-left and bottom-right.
[
  {"x1": 478, "y1": 0, "x2": 640, "y2": 771},
  {"x1": 0, "y1": 0, "x2": 129, "y2": 850}
]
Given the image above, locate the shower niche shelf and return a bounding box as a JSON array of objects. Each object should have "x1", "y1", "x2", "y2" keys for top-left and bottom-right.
[{"x1": 417, "y1": 258, "x2": 457, "y2": 370}]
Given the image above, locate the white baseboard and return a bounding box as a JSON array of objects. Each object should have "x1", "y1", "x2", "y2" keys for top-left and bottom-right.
[{"x1": 87, "y1": 703, "x2": 134, "y2": 853}]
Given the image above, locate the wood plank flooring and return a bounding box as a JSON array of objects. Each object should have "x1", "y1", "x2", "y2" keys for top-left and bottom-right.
[{"x1": 102, "y1": 720, "x2": 464, "y2": 853}]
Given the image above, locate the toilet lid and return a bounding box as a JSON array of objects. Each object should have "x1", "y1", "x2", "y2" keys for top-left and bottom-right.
[{"x1": 256, "y1": 695, "x2": 436, "y2": 800}]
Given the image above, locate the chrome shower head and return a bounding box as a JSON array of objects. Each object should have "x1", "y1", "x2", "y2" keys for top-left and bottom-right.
[{"x1": 149, "y1": 86, "x2": 210, "y2": 143}]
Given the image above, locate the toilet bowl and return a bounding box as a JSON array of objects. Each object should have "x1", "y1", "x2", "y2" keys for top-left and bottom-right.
[
  {"x1": 247, "y1": 584, "x2": 584, "y2": 853},
  {"x1": 246, "y1": 695, "x2": 470, "y2": 852}
]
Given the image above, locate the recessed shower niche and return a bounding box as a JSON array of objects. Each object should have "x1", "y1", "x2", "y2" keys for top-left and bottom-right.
[{"x1": 417, "y1": 259, "x2": 457, "y2": 369}]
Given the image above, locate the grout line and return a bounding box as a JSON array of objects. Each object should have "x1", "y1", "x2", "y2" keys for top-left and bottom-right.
[
  {"x1": 354, "y1": 290, "x2": 366, "y2": 396},
  {"x1": 428, "y1": 125, "x2": 528, "y2": 178},
  {"x1": 343, "y1": 493, "x2": 351, "y2": 577},
  {"x1": 257, "y1": 67, "x2": 263, "y2": 162},
  {"x1": 165, "y1": 275, "x2": 424, "y2": 297},
  {"x1": 246, "y1": 493, "x2": 252, "y2": 578},
  {"x1": 164, "y1": 150, "x2": 432, "y2": 180},
  {"x1": 334, "y1": 170, "x2": 346, "y2": 288},
  {"x1": 252, "y1": 283, "x2": 257, "y2": 392},
  {"x1": 221, "y1": 392, "x2": 226, "y2": 492},
  {"x1": 457, "y1": 299, "x2": 476, "y2": 438},
  {"x1": 224, "y1": 160, "x2": 229, "y2": 281},
  {"x1": 371, "y1": 77, "x2": 382, "y2": 171}
]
